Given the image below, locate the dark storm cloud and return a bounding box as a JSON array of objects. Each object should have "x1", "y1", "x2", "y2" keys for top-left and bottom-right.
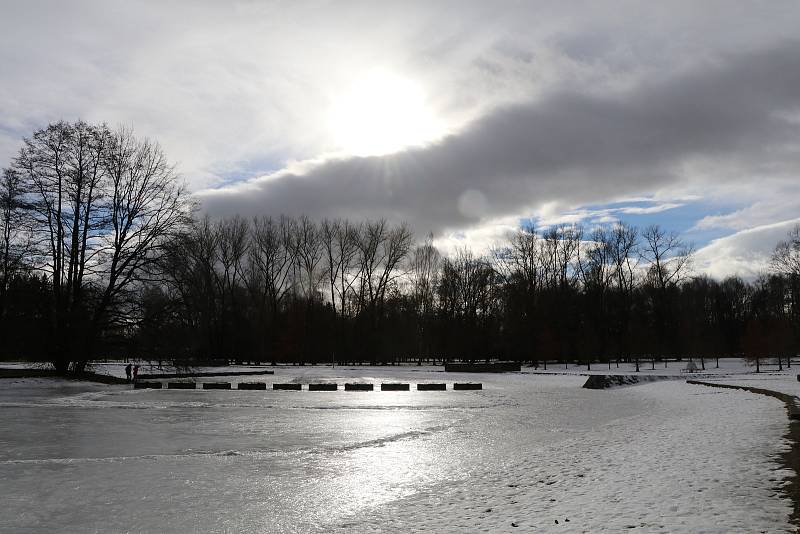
[{"x1": 199, "y1": 42, "x2": 800, "y2": 234}]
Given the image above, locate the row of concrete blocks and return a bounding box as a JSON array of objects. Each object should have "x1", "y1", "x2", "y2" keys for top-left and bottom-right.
[{"x1": 133, "y1": 382, "x2": 482, "y2": 391}]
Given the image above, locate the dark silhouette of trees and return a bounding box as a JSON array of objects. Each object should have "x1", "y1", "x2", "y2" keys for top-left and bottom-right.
[
  {"x1": 2, "y1": 124, "x2": 799, "y2": 371},
  {"x1": 638, "y1": 225, "x2": 694, "y2": 369},
  {"x1": 2, "y1": 121, "x2": 189, "y2": 372},
  {"x1": 437, "y1": 248, "x2": 498, "y2": 362},
  {"x1": 126, "y1": 218, "x2": 800, "y2": 369},
  {"x1": 772, "y1": 224, "x2": 800, "y2": 366},
  {"x1": 409, "y1": 233, "x2": 441, "y2": 364},
  {"x1": 0, "y1": 167, "x2": 31, "y2": 320}
]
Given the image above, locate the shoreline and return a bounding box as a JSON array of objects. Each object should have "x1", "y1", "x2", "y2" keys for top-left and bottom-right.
[{"x1": 0, "y1": 368, "x2": 128, "y2": 384}]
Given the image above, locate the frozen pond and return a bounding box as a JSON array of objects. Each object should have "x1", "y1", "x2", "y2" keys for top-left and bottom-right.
[{"x1": 0, "y1": 367, "x2": 794, "y2": 532}]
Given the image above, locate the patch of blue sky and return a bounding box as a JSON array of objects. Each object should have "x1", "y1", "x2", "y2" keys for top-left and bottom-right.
[
  {"x1": 524, "y1": 198, "x2": 746, "y2": 249},
  {"x1": 209, "y1": 156, "x2": 286, "y2": 188}
]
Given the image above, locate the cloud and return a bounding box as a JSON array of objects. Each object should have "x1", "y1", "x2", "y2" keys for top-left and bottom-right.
[
  {"x1": 693, "y1": 192, "x2": 800, "y2": 233},
  {"x1": 3, "y1": 2, "x2": 800, "y2": 278},
  {"x1": 199, "y1": 41, "x2": 800, "y2": 242},
  {"x1": 694, "y1": 219, "x2": 800, "y2": 279}
]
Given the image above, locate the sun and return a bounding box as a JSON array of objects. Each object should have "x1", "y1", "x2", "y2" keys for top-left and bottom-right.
[{"x1": 328, "y1": 69, "x2": 446, "y2": 157}]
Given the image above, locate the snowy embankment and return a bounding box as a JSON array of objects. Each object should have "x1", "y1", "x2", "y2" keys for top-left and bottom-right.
[
  {"x1": 0, "y1": 366, "x2": 794, "y2": 533},
  {"x1": 350, "y1": 379, "x2": 793, "y2": 533},
  {"x1": 582, "y1": 374, "x2": 678, "y2": 389}
]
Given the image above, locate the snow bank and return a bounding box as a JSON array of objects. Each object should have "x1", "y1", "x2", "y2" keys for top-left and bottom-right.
[{"x1": 582, "y1": 374, "x2": 677, "y2": 389}]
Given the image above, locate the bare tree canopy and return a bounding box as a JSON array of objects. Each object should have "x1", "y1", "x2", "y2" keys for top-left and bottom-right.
[
  {"x1": 8, "y1": 121, "x2": 190, "y2": 372},
  {"x1": 772, "y1": 225, "x2": 800, "y2": 277},
  {"x1": 640, "y1": 224, "x2": 694, "y2": 291}
]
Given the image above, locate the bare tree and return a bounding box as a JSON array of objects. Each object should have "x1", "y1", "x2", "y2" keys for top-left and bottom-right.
[
  {"x1": 245, "y1": 215, "x2": 296, "y2": 363},
  {"x1": 410, "y1": 233, "x2": 441, "y2": 317},
  {"x1": 641, "y1": 224, "x2": 694, "y2": 291},
  {"x1": 354, "y1": 219, "x2": 413, "y2": 316},
  {"x1": 579, "y1": 227, "x2": 615, "y2": 370},
  {"x1": 163, "y1": 216, "x2": 220, "y2": 357},
  {"x1": 438, "y1": 248, "x2": 497, "y2": 362},
  {"x1": 218, "y1": 216, "x2": 249, "y2": 295},
  {"x1": 352, "y1": 219, "x2": 413, "y2": 362},
  {"x1": 490, "y1": 225, "x2": 543, "y2": 365},
  {"x1": 216, "y1": 216, "x2": 250, "y2": 354},
  {"x1": 291, "y1": 215, "x2": 323, "y2": 300},
  {"x1": 409, "y1": 233, "x2": 441, "y2": 363},
  {"x1": 609, "y1": 222, "x2": 639, "y2": 297},
  {"x1": 334, "y1": 220, "x2": 360, "y2": 317},
  {"x1": 321, "y1": 219, "x2": 347, "y2": 315},
  {"x1": 93, "y1": 128, "x2": 189, "y2": 334},
  {"x1": 608, "y1": 221, "x2": 639, "y2": 368},
  {"x1": 493, "y1": 224, "x2": 541, "y2": 294},
  {"x1": 772, "y1": 225, "x2": 800, "y2": 277},
  {"x1": 247, "y1": 216, "x2": 295, "y2": 316},
  {"x1": 581, "y1": 227, "x2": 614, "y2": 291},
  {"x1": 540, "y1": 224, "x2": 582, "y2": 291},
  {"x1": 640, "y1": 224, "x2": 694, "y2": 367},
  {"x1": 771, "y1": 224, "x2": 800, "y2": 366},
  {"x1": 13, "y1": 122, "x2": 189, "y2": 372}
]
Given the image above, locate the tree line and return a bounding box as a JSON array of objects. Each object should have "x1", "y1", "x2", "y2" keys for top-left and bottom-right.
[{"x1": 1, "y1": 121, "x2": 799, "y2": 372}]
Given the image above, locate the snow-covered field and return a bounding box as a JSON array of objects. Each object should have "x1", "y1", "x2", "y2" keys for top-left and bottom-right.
[
  {"x1": 0, "y1": 366, "x2": 794, "y2": 533},
  {"x1": 702, "y1": 373, "x2": 800, "y2": 398},
  {"x1": 526, "y1": 357, "x2": 770, "y2": 376}
]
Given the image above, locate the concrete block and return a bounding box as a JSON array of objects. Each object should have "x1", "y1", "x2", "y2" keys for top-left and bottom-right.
[
  {"x1": 237, "y1": 382, "x2": 267, "y2": 390},
  {"x1": 167, "y1": 382, "x2": 196, "y2": 389},
  {"x1": 273, "y1": 383, "x2": 302, "y2": 391},
  {"x1": 308, "y1": 383, "x2": 338, "y2": 391},
  {"x1": 417, "y1": 383, "x2": 446, "y2": 391},
  {"x1": 453, "y1": 382, "x2": 482, "y2": 390},
  {"x1": 381, "y1": 383, "x2": 410, "y2": 391},
  {"x1": 344, "y1": 383, "x2": 373, "y2": 391},
  {"x1": 202, "y1": 382, "x2": 231, "y2": 390}
]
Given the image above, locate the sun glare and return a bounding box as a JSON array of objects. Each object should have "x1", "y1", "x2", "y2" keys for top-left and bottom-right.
[{"x1": 328, "y1": 69, "x2": 445, "y2": 157}]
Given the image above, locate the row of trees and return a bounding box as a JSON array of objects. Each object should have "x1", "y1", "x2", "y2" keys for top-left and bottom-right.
[
  {"x1": 1, "y1": 121, "x2": 799, "y2": 371},
  {"x1": 135, "y1": 216, "x2": 800, "y2": 369}
]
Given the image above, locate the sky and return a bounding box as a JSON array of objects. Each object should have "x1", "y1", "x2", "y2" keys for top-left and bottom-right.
[{"x1": 1, "y1": 1, "x2": 799, "y2": 278}]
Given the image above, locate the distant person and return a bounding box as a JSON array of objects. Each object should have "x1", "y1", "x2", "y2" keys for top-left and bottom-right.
[
  {"x1": 125, "y1": 363, "x2": 132, "y2": 382},
  {"x1": 132, "y1": 365, "x2": 139, "y2": 382}
]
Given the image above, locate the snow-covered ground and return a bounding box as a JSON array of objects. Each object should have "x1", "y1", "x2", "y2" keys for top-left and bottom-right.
[
  {"x1": 0, "y1": 366, "x2": 794, "y2": 533},
  {"x1": 700, "y1": 373, "x2": 800, "y2": 399},
  {"x1": 526, "y1": 357, "x2": 770, "y2": 377}
]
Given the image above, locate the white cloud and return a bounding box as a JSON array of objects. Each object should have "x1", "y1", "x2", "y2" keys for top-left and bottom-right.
[
  {"x1": 2, "y1": 1, "x2": 800, "y2": 279},
  {"x1": 694, "y1": 219, "x2": 800, "y2": 279}
]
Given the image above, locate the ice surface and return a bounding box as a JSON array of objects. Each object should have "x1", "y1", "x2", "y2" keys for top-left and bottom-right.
[{"x1": 0, "y1": 367, "x2": 793, "y2": 533}]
